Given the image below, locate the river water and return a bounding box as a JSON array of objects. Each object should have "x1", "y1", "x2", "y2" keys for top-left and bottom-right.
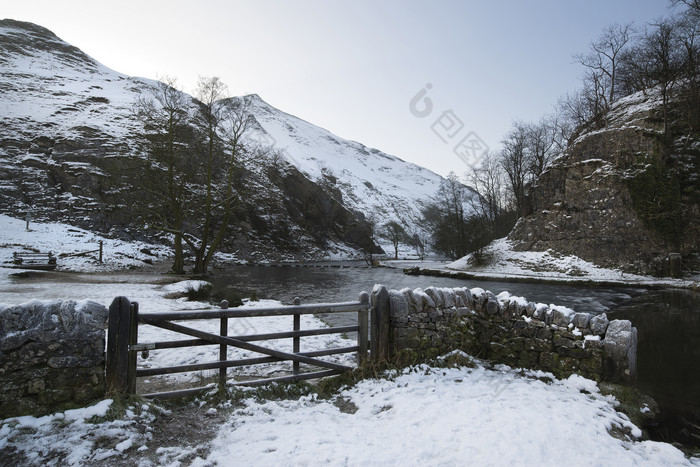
[{"x1": 210, "y1": 263, "x2": 700, "y2": 447}]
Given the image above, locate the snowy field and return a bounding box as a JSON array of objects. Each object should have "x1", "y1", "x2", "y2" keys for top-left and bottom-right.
[
  {"x1": 0, "y1": 214, "x2": 171, "y2": 273},
  {"x1": 2, "y1": 215, "x2": 700, "y2": 465}
]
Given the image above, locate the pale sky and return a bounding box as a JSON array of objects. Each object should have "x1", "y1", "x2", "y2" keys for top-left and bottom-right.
[{"x1": 3, "y1": 0, "x2": 676, "y2": 177}]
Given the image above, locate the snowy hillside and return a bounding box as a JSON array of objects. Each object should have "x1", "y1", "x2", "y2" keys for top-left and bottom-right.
[
  {"x1": 244, "y1": 94, "x2": 458, "y2": 227},
  {"x1": 0, "y1": 19, "x2": 151, "y2": 154},
  {"x1": 0, "y1": 19, "x2": 156, "y2": 231},
  {"x1": 0, "y1": 19, "x2": 470, "y2": 259}
]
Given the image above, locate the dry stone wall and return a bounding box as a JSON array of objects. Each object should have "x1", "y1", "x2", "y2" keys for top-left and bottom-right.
[
  {"x1": 373, "y1": 285, "x2": 637, "y2": 383},
  {"x1": 0, "y1": 299, "x2": 108, "y2": 418}
]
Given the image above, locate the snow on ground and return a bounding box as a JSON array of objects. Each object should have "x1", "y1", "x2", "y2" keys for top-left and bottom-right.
[
  {"x1": 199, "y1": 362, "x2": 698, "y2": 467},
  {"x1": 444, "y1": 237, "x2": 698, "y2": 287},
  {"x1": 0, "y1": 214, "x2": 171, "y2": 273},
  {"x1": 3, "y1": 360, "x2": 698, "y2": 466}
]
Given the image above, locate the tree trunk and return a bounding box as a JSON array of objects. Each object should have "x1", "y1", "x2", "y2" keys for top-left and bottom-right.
[
  {"x1": 193, "y1": 247, "x2": 206, "y2": 275},
  {"x1": 172, "y1": 232, "x2": 185, "y2": 274}
]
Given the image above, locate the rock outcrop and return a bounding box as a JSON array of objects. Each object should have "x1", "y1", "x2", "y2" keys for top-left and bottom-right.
[{"x1": 509, "y1": 88, "x2": 700, "y2": 275}]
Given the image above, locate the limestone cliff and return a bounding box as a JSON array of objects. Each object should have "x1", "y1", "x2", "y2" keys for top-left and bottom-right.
[{"x1": 509, "y1": 87, "x2": 700, "y2": 276}]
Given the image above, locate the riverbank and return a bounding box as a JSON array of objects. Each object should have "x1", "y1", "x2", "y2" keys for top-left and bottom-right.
[
  {"x1": 382, "y1": 238, "x2": 700, "y2": 290},
  {"x1": 397, "y1": 264, "x2": 700, "y2": 289}
]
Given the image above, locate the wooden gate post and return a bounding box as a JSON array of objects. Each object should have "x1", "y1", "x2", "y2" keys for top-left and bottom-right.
[
  {"x1": 358, "y1": 292, "x2": 369, "y2": 363},
  {"x1": 293, "y1": 297, "x2": 301, "y2": 375},
  {"x1": 219, "y1": 300, "x2": 229, "y2": 392},
  {"x1": 370, "y1": 285, "x2": 390, "y2": 363},
  {"x1": 126, "y1": 302, "x2": 139, "y2": 394},
  {"x1": 106, "y1": 296, "x2": 133, "y2": 395}
]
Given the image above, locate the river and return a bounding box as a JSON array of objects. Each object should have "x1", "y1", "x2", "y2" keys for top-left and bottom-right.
[{"x1": 210, "y1": 263, "x2": 700, "y2": 448}]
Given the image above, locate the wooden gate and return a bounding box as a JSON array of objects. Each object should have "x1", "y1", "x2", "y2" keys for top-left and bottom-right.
[{"x1": 106, "y1": 293, "x2": 370, "y2": 399}]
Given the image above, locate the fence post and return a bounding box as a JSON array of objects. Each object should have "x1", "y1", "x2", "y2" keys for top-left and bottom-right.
[
  {"x1": 293, "y1": 297, "x2": 301, "y2": 375},
  {"x1": 370, "y1": 285, "x2": 390, "y2": 363},
  {"x1": 126, "y1": 301, "x2": 139, "y2": 395},
  {"x1": 219, "y1": 300, "x2": 229, "y2": 392},
  {"x1": 358, "y1": 292, "x2": 369, "y2": 363},
  {"x1": 106, "y1": 296, "x2": 132, "y2": 395},
  {"x1": 98, "y1": 240, "x2": 103, "y2": 263}
]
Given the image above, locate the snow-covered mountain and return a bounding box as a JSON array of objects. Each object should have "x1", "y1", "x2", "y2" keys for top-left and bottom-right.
[
  {"x1": 0, "y1": 19, "x2": 462, "y2": 259},
  {"x1": 0, "y1": 19, "x2": 153, "y2": 230},
  {"x1": 0, "y1": 19, "x2": 149, "y2": 153},
  {"x1": 244, "y1": 95, "x2": 449, "y2": 227}
]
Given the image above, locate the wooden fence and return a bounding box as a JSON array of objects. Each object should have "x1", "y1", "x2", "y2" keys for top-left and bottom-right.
[
  {"x1": 106, "y1": 293, "x2": 371, "y2": 399},
  {"x1": 59, "y1": 241, "x2": 103, "y2": 262}
]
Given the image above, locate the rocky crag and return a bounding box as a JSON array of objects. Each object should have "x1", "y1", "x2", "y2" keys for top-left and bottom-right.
[{"x1": 509, "y1": 87, "x2": 700, "y2": 275}]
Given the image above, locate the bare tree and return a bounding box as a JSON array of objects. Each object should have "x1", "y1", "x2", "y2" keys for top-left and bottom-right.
[
  {"x1": 671, "y1": 0, "x2": 700, "y2": 17},
  {"x1": 558, "y1": 90, "x2": 595, "y2": 132},
  {"x1": 467, "y1": 151, "x2": 504, "y2": 227},
  {"x1": 187, "y1": 78, "x2": 254, "y2": 275},
  {"x1": 643, "y1": 19, "x2": 686, "y2": 136},
  {"x1": 422, "y1": 172, "x2": 473, "y2": 259},
  {"x1": 574, "y1": 23, "x2": 633, "y2": 126},
  {"x1": 499, "y1": 122, "x2": 529, "y2": 215},
  {"x1": 412, "y1": 231, "x2": 427, "y2": 260},
  {"x1": 676, "y1": 6, "x2": 700, "y2": 137},
  {"x1": 524, "y1": 117, "x2": 560, "y2": 181},
  {"x1": 133, "y1": 77, "x2": 196, "y2": 274},
  {"x1": 384, "y1": 221, "x2": 407, "y2": 260},
  {"x1": 365, "y1": 213, "x2": 379, "y2": 265}
]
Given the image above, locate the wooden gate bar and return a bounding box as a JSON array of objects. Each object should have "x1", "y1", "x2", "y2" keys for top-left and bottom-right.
[
  {"x1": 141, "y1": 369, "x2": 342, "y2": 400},
  {"x1": 131, "y1": 325, "x2": 360, "y2": 352},
  {"x1": 126, "y1": 301, "x2": 139, "y2": 394},
  {"x1": 142, "y1": 386, "x2": 214, "y2": 400},
  {"x1": 138, "y1": 300, "x2": 368, "y2": 321},
  {"x1": 219, "y1": 300, "x2": 229, "y2": 391},
  {"x1": 358, "y1": 292, "x2": 369, "y2": 362},
  {"x1": 136, "y1": 346, "x2": 358, "y2": 377},
  {"x1": 234, "y1": 369, "x2": 339, "y2": 387},
  {"x1": 293, "y1": 297, "x2": 301, "y2": 375},
  {"x1": 139, "y1": 316, "x2": 352, "y2": 372}
]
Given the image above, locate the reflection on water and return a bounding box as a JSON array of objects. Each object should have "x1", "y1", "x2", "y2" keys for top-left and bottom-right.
[{"x1": 609, "y1": 289, "x2": 700, "y2": 446}]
